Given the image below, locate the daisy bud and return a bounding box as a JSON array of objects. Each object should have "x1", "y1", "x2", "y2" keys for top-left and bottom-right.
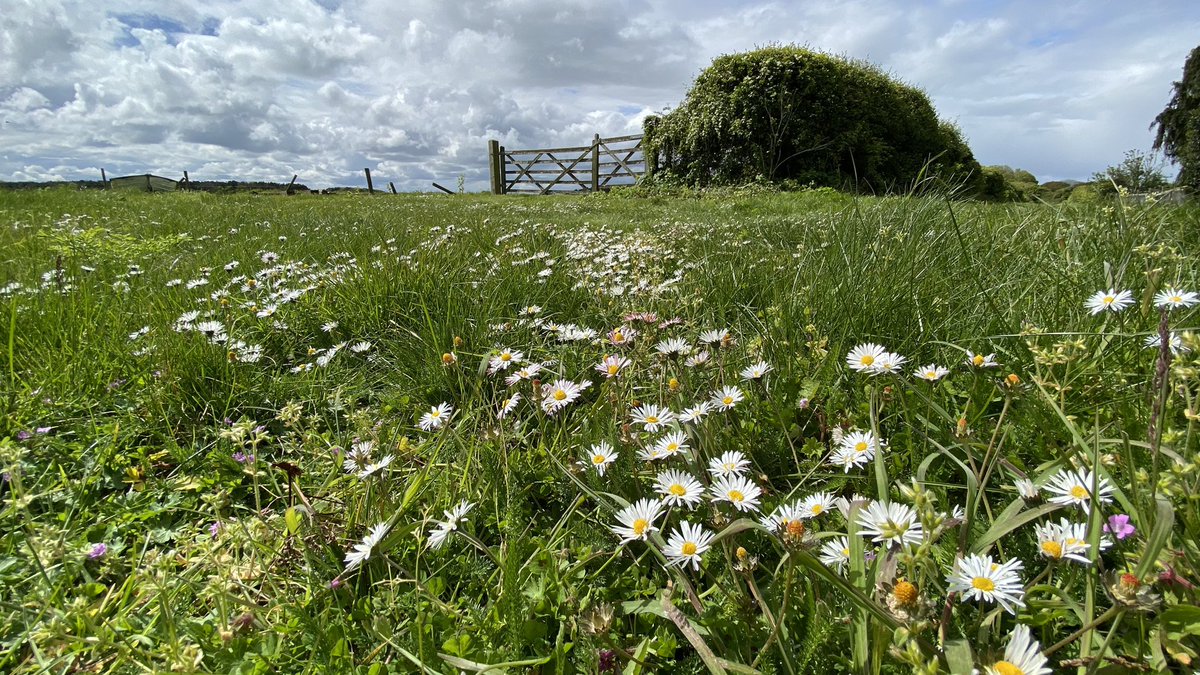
[
  {"x1": 736, "y1": 546, "x2": 748, "y2": 561},
  {"x1": 892, "y1": 580, "x2": 917, "y2": 607},
  {"x1": 1006, "y1": 373, "x2": 1020, "y2": 386},
  {"x1": 441, "y1": 352, "x2": 456, "y2": 365},
  {"x1": 668, "y1": 377, "x2": 680, "y2": 392},
  {"x1": 453, "y1": 336, "x2": 463, "y2": 347}
]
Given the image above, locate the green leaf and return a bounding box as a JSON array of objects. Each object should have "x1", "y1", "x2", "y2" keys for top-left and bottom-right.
[
  {"x1": 971, "y1": 502, "x2": 1062, "y2": 554},
  {"x1": 944, "y1": 639, "x2": 974, "y2": 674},
  {"x1": 284, "y1": 507, "x2": 301, "y2": 535},
  {"x1": 1135, "y1": 498, "x2": 1174, "y2": 578}
]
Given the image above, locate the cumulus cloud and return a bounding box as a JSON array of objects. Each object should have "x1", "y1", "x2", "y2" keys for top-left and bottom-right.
[{"x1": 0, "y1": 0, "x2": 1196, "y2": 188}]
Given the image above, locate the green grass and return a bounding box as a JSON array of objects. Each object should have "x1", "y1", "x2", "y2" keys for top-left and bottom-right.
[{"x1": 1, "y1": 187, "x2": 1199, "y2": 673}]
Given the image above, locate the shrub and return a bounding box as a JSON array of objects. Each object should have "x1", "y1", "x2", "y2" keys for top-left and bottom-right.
[{"x1": 643, "y1": 45, "x2": 983, "y2": 194}]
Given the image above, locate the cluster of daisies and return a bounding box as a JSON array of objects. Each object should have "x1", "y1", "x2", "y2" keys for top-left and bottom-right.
[{"x1": 1085, "y1": 286, "x2": 1197, "y2": 315}]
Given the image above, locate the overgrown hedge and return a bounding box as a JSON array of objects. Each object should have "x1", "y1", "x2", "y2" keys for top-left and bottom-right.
[{"x1": 643, "y1": 46, "x2": 983, "y2": 194}]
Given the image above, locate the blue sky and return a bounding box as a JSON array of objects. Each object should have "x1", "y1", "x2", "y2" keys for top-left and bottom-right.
[{"x1": 1, "y1": 0, "x2": 1196, "y2": 189}]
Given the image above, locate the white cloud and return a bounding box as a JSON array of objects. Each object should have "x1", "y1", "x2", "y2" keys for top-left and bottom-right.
[{"x1": 0, "y1": 0, "x2": 1196, "y2": 189}]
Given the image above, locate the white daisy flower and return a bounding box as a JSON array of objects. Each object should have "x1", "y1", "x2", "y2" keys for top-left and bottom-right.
[
  {"x1": 871, "y1": 351, "x2": 907, "y2": 375},
  {"x1": 965, "y1": 350, "x2": 1000, "y2": 368},
  {"x1": 630, "y1": 404, "x2": 675, "y2": 432},
  {"x1": 321, "y1": 321, "x2": 338, "y2": 333},
  {"x1": 350, "y1": 341, "x2": 372, "y2": 353},
  {"x1": 344, "y1": 522, "x2": 390, "y2": 572},
  {"x1": 664, "y1": 521, "x2": 715, "y2": 571},
  {"x1": 915, "y1": 364, "x2": 949, "y2": 381},
  {"x1": 840, "y1": 430, "x2": 884, "y2": 461},
  {"x1": 488, "y1": 348, "x2": 524, "y2": 374},
  {"x1": 709, "y1": 474, "x2": 762, "y2": 512},
  {"x1": 761, "y1": 501, "x2": 804, "y2": 533},
  {"x1": 580, "y1": 441, "x2": 618, "y2": 476},
  {"x1": 607, "y1": 326, "x2": 637, "y2": 346},
  {"x1": 1045, "y1": 467, "x2": 1113, "y2": 512},
  {"x1": 846, "y1": 343, "x2": 886, "y2": 372},
  {"x1": 679, "y1": 402, "x2": 712, "y2": 424},
  {"x1": 740, "y1": 360, "x2": 773, "y2": 380},
  {"x1": 1154, "y1": 288, "x2": 1198, "y2": 310},
  {"x1": 498, "y1": 392, "x2": 521, "y2": 419},
  {"x1": 984, "y1": 624, "x2": 1052, "y2": 675},
  {"x1": 343, "y1": 440, "x2": 374, "y2": 473},
  {"x1": 698, "y1": 328, "x2": 730, "y2": 345},
  {"x1": 818, "y1": 536, "x2": 852, "y2": 571},
  {"x1": 1034, "y1": 518, "x2": 1092, "y2": 564},
  {"x1": 1084, "y1": 289, "x2": 1134, "y2": 315},
  {"x1": 655, "y1": 337, "x2": 691, "y2": 356},
  {"x1": 541, "y1": 379, "x2": 587, "y2": 414},
  {"x1": 684, "y1": 350, "x2": 711, "y2": 368},
  {"x1": 427, "y1": 500, "x2": 475, "y2": 550},
  {"x1": 856, "y1": 501, "x2": 923, "y2": 547},
  {"x1": 611, "y1": 498, "x2": 664, "y2": 544},
  {"x1": 708, "y1": 450, "x2": 751, "y2": 477},
  {"x1": 710, "y1": 386, "x2": 744, "y2": 411},
  {"x1": 1013, "y1": 478, "x2": 1039, "y2": 500},
  {"x1": 357, "y1": 454, "x2": 394, "y2": 479},
  {"x1": 595, "y1": 355, "x2": 631, "y2": 378},
  {"x1": 829, "y1": 445, "x2": 869, "y2": 473},
  {"x1": 946, "y1": 553, "x2": 1025, "y2": 614},
  {"x1": 652, "y1": 431, "x2": 689, "y2": 458},
  {"x1": 1144, "y1": 332, "x2": 1189, "y2": 354},
  {"x1": 418, "y1": 402, "x2": 453, "y2": 431},
  {"x1": 504, "y1": 363, "x2": 543, "y2": 386},
  {"x1": 654, "y1": 470, "x2": 705, "y2": 508},
  {"x1": 798, "y1": 492, "x2": 836, "y2": 519}
]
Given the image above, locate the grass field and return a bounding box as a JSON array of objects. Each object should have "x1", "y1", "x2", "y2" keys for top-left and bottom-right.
[{"x1": 2, "y1": 187, "x2": 1199, "y2": 673}]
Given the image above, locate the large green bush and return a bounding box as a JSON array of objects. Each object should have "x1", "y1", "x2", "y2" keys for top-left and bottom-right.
[{"x1": 643, "y1": 46, "x2": 983, "y2": 194}]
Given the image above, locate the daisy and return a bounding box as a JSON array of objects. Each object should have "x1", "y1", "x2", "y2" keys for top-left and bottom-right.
[
  {"x1": 708, "y1": 450, "x2": 751, "y2": 477},
  {"x1": 350, "y1": 341, "x2": 372, "y2": 353},
  {"x1": 611, "y1": 498, "x2": 664, "y2": 544},
  {"x1": 984, "y1": 624, "x2": 1052, "y2": 675},
  {"x1": 915, "y1": 364, "x2": 949, "y2": 381},
  {"x1": 846, "y1": 343, "x2": 886, "y2": 372},
  {"x1": 761, "y1": 501, "x2": 804, "y2": 533},
  {"x1": 358, "y1": 454, "x2": 394, "y2": 479},
  {"x1": 1154, "y1": 288, "x2": 1198, "y2": 310},
  {"x1": 871, "y1": 351, "x2": 907, "y2": 376},
  {"x1": 664, "y1": 521, "x2": 715, "y2": 571},
  {"x1": 1084, "y1": 289, "x2": 1134, "y2": 315},
  {"x1": 342, "y1": 440, "x2": 374, "y2": 473},
  {"x1": 965, "y1": 351, "x2": 1000, "y2": 368},
  {"x1": 488, "y1": 348, "x2": 524, "y2": 374},
  {"x1": 829, "y1": 445, "x2": 869, "y2": 473},
  {"x1": 1144, "y1": 332, "x2": 1189, "y2": 354},
  {"x1": 655, "y1": 338, "x2": 691, "y2": 356},
  {"x1": 654, "y1": 470, "x2": 705, "y2": 508},
  {"x1": 607, "y1": 326, "x2": 637, "y2": 346},
  {"x1": 710, "y1": 386, "x2": 744, "y2": 411},
  {"x1": 856, "y1": 501, "x2": 923, "y2": 547},
  {"x1": 541, "y1": 379, "x2": 586, "y2": 414},
  {"x1": 497, "y1": 392, "x2": 521, "y2": 419},
  {"x1": 709, "y1": 474, "x2": 762, "y2": 512},
  {"x1": 630, "y1": 404, "x2": 675, "y2": 432},
  {"x1": 740, "y1": 360, "x2": 773, "y2": 380},
  {"x1": 945, "y1": 553, "x2": 1025, "y2": 614},
  {"x1": 679, "y1": 402, "x2": 712, "y2": 424},
  {"x1": 321, "y1": 321, "x2": 338, "y2": 333},
  {"x1": 840, "y1": 430, "x2": 884, "y2": 462},
  {"x1": 684, "y1": 350, "x2": 711, "y2": 368},
  {"x1": 344, "y1": 522, "x2": 390, "y2": 572},
  {"x1": 427, "y1": 500, "x2": 475, "y2": 550},
  {"x1": 651, "y1": 431, "x2": 689, "y2": 458},
  {"x1": 819, "y1": 536, "x2": 853, "y2": 571},
  {"x1": 1045, "y1": 467, "x2": 1113, "y2": 511},
  {"x1": 1013, "y1": 478, "x2": 1039, "y2": 500},
  {"x1": 1034, "y1": 519, "x2": 1091, "y2": 564},
  {"x1": 595, "y1": 355, "x2": 631, "y2": 379},
  {"x1": 504, "y1": 363, "x2": 543, "y2": 386},
  {"x1": 798, "y1": 491, "x2": 836, "y2": 519},
  {"x1": 698, "y1": 328, "x2": 730, "y2": 345},
  {"x1": 580, "y1": 441, "x2": 618, "y2": 476},
  {"x1": 418, "y1": 402, "x2": 453, "y2": 431}
]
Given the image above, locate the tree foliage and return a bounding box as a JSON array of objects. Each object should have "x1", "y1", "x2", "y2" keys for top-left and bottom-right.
[
  {"x1": 1151, "y1": 45, "x2": 1200, "y2": 190},
  {"x1": 642, "y1": 45, "x2": 982, "y2": 194},
  {"x1": 1091, "y1": 149, "x2": 1170, "y2": 195}
]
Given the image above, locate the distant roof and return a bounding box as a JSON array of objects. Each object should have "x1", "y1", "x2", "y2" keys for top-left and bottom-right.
[{"x1": 109, "y1": 174, "x2": 178, "y2": 192}]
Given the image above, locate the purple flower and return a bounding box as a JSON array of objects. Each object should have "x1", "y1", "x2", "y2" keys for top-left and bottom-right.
[
  {"x1": 107, "y1": 379, "x2": 126, "y2": 391},
  {"x1": 209, "y1": 521, "x2": 222, "y2": 537},
  {"x1": 88, "y1": 543, "x2": 108, "y2": 559},
  {"x1": 16, "y1": 430, "x2": 31, "y2": 441},
  {"x1": 598, "y1": 649, "x2": 617, "y2": 672},
  {"x1": 328, "y1": 577, "x2": 344, "y2": 590},
  {"x1": 232, "y1": 452, "x2": 254, "y2": 464},
  {"x1": 36, "y1": 426, "x2": 53, "y2": 434},
  {"x1": 1104, "y1": 514, "x2": 1136, "y2": 540}
]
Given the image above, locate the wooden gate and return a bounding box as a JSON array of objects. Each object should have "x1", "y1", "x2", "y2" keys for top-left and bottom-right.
[{"x1": 488, "y1": 134, "x2": 645, "y2": 194}]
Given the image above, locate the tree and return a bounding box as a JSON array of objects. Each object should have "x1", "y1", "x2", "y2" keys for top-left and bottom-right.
[
  {"x1": 1151, "y1": 46, "x2": 1200, "y2": 190},
  {"x1": 1091, "y1": 149, "x2": 1170, "y2": 194},
  {"x1": 642, "y1": 46, "x2": 981, "y2": 194}
]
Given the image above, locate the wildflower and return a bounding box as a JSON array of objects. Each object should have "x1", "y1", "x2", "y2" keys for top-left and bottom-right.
[
  {"x1": 1154, "y1": 288, "x2": 1198, "y2": 310},
  {"x1": 665, "y1": 521, "x2": 715, "y2": 571},
  {"x1": 1014, "y1": 478, "x2": 1038, "y2": 500},
  {"x1": 607, "y1": 326, "x2": 637, "y2": 346},
  {"x1": 654, "y1": 469, "x2": 705, "y2": 508},
  {"x1": 428, "y1": 500, "x2": 475, "y2": 549},
  {"x1": 1103, "y1": 514, "x2": 1136, "y2": 540},
  {"x1": 985, "y1": 624, "x2": 1052, "y2": 675},
  {"x1": 1143, "y1": 332, "x2": 1188, "y2": 354},
  {"x1": 595, "y1": 355, "x2": 631, "y2": 379},
  {"x1": 679, "y1": 402, "x2": 712, "y2": 423},
  {"x1": 840, "y1": 430, "x2": 884, "y2": 462},
  {"x1": 915, "y1": 364, "x2": 949, "y2": 381},
  {"x1": 1045, "y1": 467, "x2": 1113, "y2": 512},
  {"x1": 799, "y1": 491, "x2": 836, "y2": 519},
  {"x1": 710, "y1": 386, "x2": 744, "y2": 411},
  {"x1": 856, "y1": 501, "x2": 923, "y2": 547},
  {"x1": 846, "y1": 343, "x2": 886, "y2": 372},
  {"x1": 611, "y1": 498, "x2": 664, "y2": 544},
  {"x1": 655, "y1": 338, "x2": 691, "y2": 356},
  {"x1": 1034, "y1": 519, "x2": 1091, "y2": 564},
  {"x1": 698, "y1": 328, "x2": 730, "y2": 345},
  {"x1": 418, "y1": 402, "x2": 453, "y2": 431},
  {"x1": 580, "y1": 441, "x2": 618, "y2": 476},
  {"x1": 818, "y1": 536, "x2": 852, "y2": 571},
  {"x1": 344, "y1": 522, "x2": 390, "y2": 572},
  {"x1": 488, "y1": 348, "x2": 524, "y2": 373},
  {"x1": 343, "y1": 440, "x2": 375, "y2": 472},
  {"x1": 965, "y1": 350, "x2": 999, "y2": 368},
  {"x1": 708, "y1": 450, "x2": 751, "y2": 477},
  {"x1": 709, "y1": 474, "x2": 762, "y2": 512},
  {"x1": 350, "y1": 341, "x2": 372, "y2": 353},
  {"x1": 1084, "y1": 288, "x2": 1134, "y2": 315},
  {"x1": 88, "y1": 543, "x2": 108, "y2": 559},
  {"x1": 498, "y1": 393, "x2": 521, "y2": 419},
  {"x1": 871, "y1": 351, "x2": 907, "y2": 375},
  {"x1": 504, "y1": 363, "x2": 543, "y2": 386},
  {"x1": 945, "y1": 554, "x2": 1025, "y2": 614},
  {"x1": 740, "y1": 360, "x2": 773, "y2": 380},
  {"x1": 684, "y1": 350, "x2": 711, "y2": 368},
  {"x1": 541, "y1": 379, "x2": 587, "y2": 414},
  {"x1": 321, "y1": 321, "x2": 338, "y2": 333},
  {"x1": 358, "y1": 454, "x2": 394, "y2": 479},
  {"x1": 630, "y1": 404, "x2": 675, "y2": 432},
  {"x1": 761, "y1": 501, "x2": 804, "y2": 533}
]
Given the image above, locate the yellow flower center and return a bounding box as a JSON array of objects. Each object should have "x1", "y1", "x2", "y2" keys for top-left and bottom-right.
[
  {"x1": 841, "y1": 548, "x2": 850, "y2": 556},
  {"x1": 1102, "y1": 295, "x2": 1114, "y2": 304},
  {"x1": 666, "y1": 443, "x2": 679, "y2": 453},
  {"x1": 811, "y1": 505, "x2": 824, "y2": 515},
  {"x1": 644, "y1": 415, "x2": 658, "y2": 424},
  {"x1": 681, "y1": 542, "x2": 697, "y2": 556},
  {"x1": 613, "y1": 331, "x2": 624, "y2": 342},
  {"x1": 608, "y1": 364, "x2": 619, "y2": 375},
  {"x1": 554, "y1": 390, "x2": 567, "y2": 401},
  {"x1": 892, "y1": 580, "x2": 917, "y2": 606},
  {"x1": 993, "y1": 661, "x2": 1024, "y2": 675},
  {"x1": 925, "y1": 370, "x2": 938, "y2": 378},
  {"x1": 430, "y1": 410, "x2": 441, "y2": 418},
  {"x1": 592, "y1": 454, "x2": 606, "y2": 465},
  {"x1": 1041, "y1": 540, "x2": 1063, "y2": 558},
  {"x1": 1069, "y1": 485, "x2": 1089, "y2": 500},
  {"x1": 722, "y1": 396, "x2": 734, "y2": 405},
  {"x1": 669, "y1": 484, "x2": 687, "y2": 496},
  {"x1": 972, "y1": 354, "x2": 985, "y2": 366},
  {"x1": 971, "y1": 576, "x2": 995, "y2": 592},
  {"x1": 1171, "y1": 295, "x2": 1182, "y2": 303},
  {"x1": 855, "y1": 442, "x2": 868, "y2": 453},
  {"x1": 861, "y1": 355, "x2": 875, "y2": 366},
  {"x1": 500, "y1": 353, "x2": 511, "y2": 361},
  {"x1": 728, "y1": 490, "x2": 745, "y2": 502},
  {"x1": 632, "y1": 518, "x2": 648, "y2": 536},
  {"x1": 1065, "y1": 537, "x2": 1082, "y2": 547}
]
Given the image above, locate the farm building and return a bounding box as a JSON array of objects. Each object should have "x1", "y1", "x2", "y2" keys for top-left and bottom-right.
[{"x1": 109, "y1": 174, "x2": 178, "y2": 192}]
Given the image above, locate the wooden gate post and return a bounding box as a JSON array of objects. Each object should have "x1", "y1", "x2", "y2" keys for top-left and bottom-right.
[
  {"x1": 364, "y1": 168, "x2": 374, "y2": 193},
  {"x1": 591, "y1": 134, "x2": 600, "y2": 192},
  {"x1": 498, "y1": 145, "x2": 507, "y2": 194},
  {"x1": 488, "y1": 140, "x2": 501, "y2": 194}
]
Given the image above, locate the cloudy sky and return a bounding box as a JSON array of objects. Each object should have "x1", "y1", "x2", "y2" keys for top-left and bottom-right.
[{"x1": 1, "y1": 0, "x2": 1196, "y2": 190}]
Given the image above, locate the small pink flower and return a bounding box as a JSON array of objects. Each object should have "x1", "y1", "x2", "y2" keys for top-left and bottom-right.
[{"x1": 1103, "y1": 514, "x2": 1135, "y2": 540}]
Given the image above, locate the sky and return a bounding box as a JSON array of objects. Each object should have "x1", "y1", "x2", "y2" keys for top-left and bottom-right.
[{"x1": 1, "y1": 0, "x2": 1197, "y2": 191}]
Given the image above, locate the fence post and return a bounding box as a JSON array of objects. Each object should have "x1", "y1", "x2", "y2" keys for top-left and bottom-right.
[
  {"x1": 100, "y1": 168, "x2": 108, "y2": 188},
  {"x1": 488, "y1": 140, "x2": 501, "y2": 194},
  {"x1": 145, "y1": 174, "x2": 152, "y2": 192},
  {"x1": 498, "y1": 145, "x2": 507, "y2": 194},
  {"x1": 364, "y1": 168, "x2": 374, "y2": 193},
  {"x1": 591, "y1": 134, "x2": 600, "y2": 192}
]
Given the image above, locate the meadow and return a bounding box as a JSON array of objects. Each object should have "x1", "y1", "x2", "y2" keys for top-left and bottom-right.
[{"x1": 1, "y1": 186, "x2": 1198, "y2": 673}]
